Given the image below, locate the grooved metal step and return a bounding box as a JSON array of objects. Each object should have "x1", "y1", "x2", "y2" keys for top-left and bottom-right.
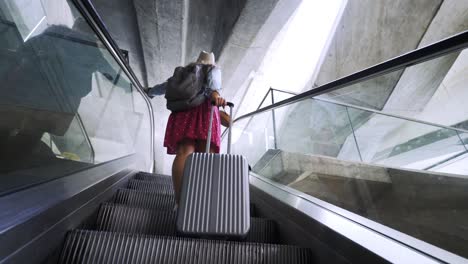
[
  {"x1": 127, "y1": 179, "x2": 174, "y2": 194},
  {"x1": 96, "y1": 204, "x2": 277, "y2": 243},
  {"x1": 96, "y1": 204, "x2": 176, "y2": 236},
  {"x1": 59, "y1": 230, "x2": 312, "y2": 264},
  {"x1": 131, "y1": 174, "x2": 257, "y2": 214},
  {"x1": 113, "y1": 189, "x2": 175, "y2": 210},
  {"x1": 134, "y1": 172, "x2": 172, "y2": 183},
  {"x1": 249, "y1": 218, "x2": 277, "y2": 243}
]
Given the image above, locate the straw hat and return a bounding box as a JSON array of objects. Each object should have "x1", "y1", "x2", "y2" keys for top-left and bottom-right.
[{"x1": 196, "y1": 51, "x2": 216, "y2": 65}]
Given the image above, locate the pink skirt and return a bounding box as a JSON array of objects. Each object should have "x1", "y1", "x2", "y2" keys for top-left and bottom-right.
[{"x1": 164, "y1": 100, "x2": 221, "y2": 154}]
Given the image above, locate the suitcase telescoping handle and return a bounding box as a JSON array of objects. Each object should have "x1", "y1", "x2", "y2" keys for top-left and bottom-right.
[{"x1": 206, "y1": 102, "x2": 234, "y2": 154}]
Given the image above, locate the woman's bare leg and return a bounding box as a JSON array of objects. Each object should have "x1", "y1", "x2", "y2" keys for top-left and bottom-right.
[
  {"x1": 173, "y1": 139, "x2": 196, "y2": 203},
  {"x1": 196, "y1": 140, "x2": 217, "y2": 153}
]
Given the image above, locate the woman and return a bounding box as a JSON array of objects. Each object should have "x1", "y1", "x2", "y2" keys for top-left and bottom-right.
[{"x1": 148, "y1": 51, "x2": 226, "y2": 205}]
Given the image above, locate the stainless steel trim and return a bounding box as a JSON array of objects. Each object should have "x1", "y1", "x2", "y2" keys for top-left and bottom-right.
[
  {"x1": 0, "y1": 155, "x2": 135, "y2": 235},
  {"x1": 233, "y1": 30, "x2": 468, "y2": 123},
  {"x1": 0, "y1": 155, "x2": 136, "y2": 261},
  {"x1": 249, "y1": 172, "x2": 468, "y2": 264}
]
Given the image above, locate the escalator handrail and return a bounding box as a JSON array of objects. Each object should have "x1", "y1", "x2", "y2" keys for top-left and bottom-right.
[
  {"x1": 233, "y1": 30, "x2": 468, "y2": 123},
  {"x1": 72, "y1": 0, "x2": 156, "y2": 172}
]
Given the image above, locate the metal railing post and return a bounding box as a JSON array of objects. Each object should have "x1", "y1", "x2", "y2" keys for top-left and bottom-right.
[{"x1": 271, "y1": 88, "x2": 278, "y2": 149}]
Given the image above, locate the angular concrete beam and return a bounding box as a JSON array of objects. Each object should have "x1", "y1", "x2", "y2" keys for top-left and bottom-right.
[
  {"x1": 383, "y1": 0, "x2": 468, "y2": 116},
  {"x1": 312, "y1": 0, "x2": 442, "y2": 110}
]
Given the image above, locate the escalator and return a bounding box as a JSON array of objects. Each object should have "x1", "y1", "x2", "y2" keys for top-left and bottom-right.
[
  {"x1": 1, "y1": 0, "x2": 468, "y2": 263},
  {"x1": 59, "y1": 172, "x2": 312, "y2": 263}
]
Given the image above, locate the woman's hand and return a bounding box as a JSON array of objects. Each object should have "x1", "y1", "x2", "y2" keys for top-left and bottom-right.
[{"x1": 211, "y1": 92, "x2": 226, "y2": 107}]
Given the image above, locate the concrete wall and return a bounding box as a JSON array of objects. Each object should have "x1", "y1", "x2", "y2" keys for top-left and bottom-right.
[
  {"x1": 311, "y1": 0, "x2": 442, "y2": 110},
  {"x1": 184, "y1": 0, "x2": 247, "y2": 63},
  {"x1": 92, "y1": 0, "x2": 148, "y2": 87},
  {"x1": 383, "y1": 0, "x2": 468, "y2": 117}
]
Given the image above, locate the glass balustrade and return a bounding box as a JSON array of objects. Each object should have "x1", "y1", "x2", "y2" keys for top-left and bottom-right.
[
  {"x1": 228, "y1": 84, "x2": 468, "y2": 176},
  {"x1": 223, "y1": 46, "x2": 468, "y2": 258},
  {"x1": 0, "y1": 0, "x2": 152, "y2": 195}
]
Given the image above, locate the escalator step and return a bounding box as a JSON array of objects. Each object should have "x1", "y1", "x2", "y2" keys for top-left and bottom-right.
[
  {"x1": 96, "y1": 203, "x2": 176, "y2": 236},
  {"x1": 249, "y1": 218, "x2": 277, "y2": 243},
  {"x1": 135, "y1": 172, "x2": 172, "y2": 183},
  {"x1": 113, "y1": 189, "x2": 175, "y2": 210},
  {"x1": 127, "y1": 179, "x2": 174, "y2": 194},
  {"x1": 251, "y1": 203, "x2": 257, "y2": 217},
  {"x1": 59, "y1": 229, "x2": 313, "y2": 264},
  {"x1": 95, "y1": 204, "x2": 277, "y2": 243}
]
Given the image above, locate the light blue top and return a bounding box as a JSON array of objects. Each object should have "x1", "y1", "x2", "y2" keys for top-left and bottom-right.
[{"x1": 148, "y1": 66, "x2": 222, "y2": 98}]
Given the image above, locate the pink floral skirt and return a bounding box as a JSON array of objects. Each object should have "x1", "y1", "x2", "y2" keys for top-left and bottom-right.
[{"x1": 164, "y1": 100, "x2": 221, "y2": 154}]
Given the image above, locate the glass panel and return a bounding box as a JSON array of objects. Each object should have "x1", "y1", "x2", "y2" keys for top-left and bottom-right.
[
  {"x1": 0, "y1": 0, "x2": 151, "y2": 195},
  {"x1": 229, "y1": 70, "x2": 468, "y2": 257},
  {"x1": 317, "y1": 70, "x2": 404, "y2": 110},
  {"x1": 225, "y1": 112, "x2": 276, "y2": 166},
  {"x1": 226, "y1": 98, "x2": 362, "y2": 174},
  {"x1": 275, "y1": 99, "x2": 361, "y2": 161},
  {"x1": 429, "y1": 132, "x2": 468, "y2": 175},
  {"x1": 347, "y1": 108, "x2": 467, "y2": 171},
  {"x1": 232, "y1": 96, "x2": 468, "y2": 257},
  {"x1": 317, "y1": 48, "x2": 468, "y2": 129}
]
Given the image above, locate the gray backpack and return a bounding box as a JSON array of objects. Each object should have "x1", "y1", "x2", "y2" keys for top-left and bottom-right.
[{"x1": 165, "y1": 64, "x2": 213, "y2": 112}]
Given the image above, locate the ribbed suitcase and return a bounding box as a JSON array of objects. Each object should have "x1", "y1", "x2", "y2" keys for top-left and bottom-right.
[{"x1": 177, "y1": 102, "x2": 250, "y2": 238}]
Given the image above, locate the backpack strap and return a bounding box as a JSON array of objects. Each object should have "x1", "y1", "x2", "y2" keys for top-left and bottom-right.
[
  {"x1": 204, "y1": 64, "x2": 214, "y2": 78},
  {"x1": 202, "y1": 64, "x2": 215, "y2": 87}
]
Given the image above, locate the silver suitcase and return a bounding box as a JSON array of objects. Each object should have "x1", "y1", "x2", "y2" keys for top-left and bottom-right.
[{"x1": 176, "y1": 102, "x2": 250, "y2": 238}]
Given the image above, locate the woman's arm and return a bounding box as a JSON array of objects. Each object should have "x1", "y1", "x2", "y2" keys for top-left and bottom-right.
[
  {"x1": 147, "y1": 82, "x2": 167, "y2": 98},
  {"x1": 211, "y1": 91, "x2": 226, "y2": 107},
  {"x1": 206, "y1": 67, "x2": 226, "y2": 106}
]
